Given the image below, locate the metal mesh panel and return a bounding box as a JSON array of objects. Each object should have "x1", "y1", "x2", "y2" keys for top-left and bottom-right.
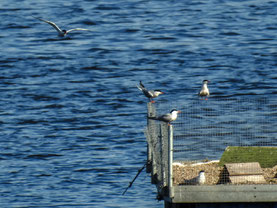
[
  {"x1": 145, "y1": 102, "x2": 171, "y2": 189},
  {"x1": 146, "y1": 122, "x2": 169, "y2": 187},
  {"x1": 145, "y1": 103, "x2": 159, "y2": 180},
  {"x1": 153, "y1": 97, "x2": 277, "y2": 186},
  {"x1": 160, "y1": 122, "x2": 168, "y2": 187}
]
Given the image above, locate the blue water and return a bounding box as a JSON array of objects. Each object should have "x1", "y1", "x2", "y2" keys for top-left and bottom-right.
[{"x1": 1, "y1": 0, "x2": 277, "y2": 207}]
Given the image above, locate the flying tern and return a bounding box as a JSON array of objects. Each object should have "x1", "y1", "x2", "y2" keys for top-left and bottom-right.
[
  {"x1": 137, "y1": 81, "x2": 164, "y2": 103},
  {"x1": 148, "y1": 109, "x2": 181, "y2": 124},
  {"x1": 198, "y1": 80, "x2": 210, "y2": 100},
  {"x1": 32, "y1": 16, "x2": 89, "y2": 37}
]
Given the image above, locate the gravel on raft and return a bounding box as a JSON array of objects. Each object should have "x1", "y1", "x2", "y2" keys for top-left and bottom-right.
[{"x1": 173, "y1": 161, "x2": 277, "y2": 185}]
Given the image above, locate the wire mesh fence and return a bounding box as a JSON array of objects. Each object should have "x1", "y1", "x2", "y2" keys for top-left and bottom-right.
[
  {"x1": 145, "y1": 104, "x2": 169, "y2": 190},
  {"x1": 146, "y1": 97, "x2": 277, "y2": 187}
]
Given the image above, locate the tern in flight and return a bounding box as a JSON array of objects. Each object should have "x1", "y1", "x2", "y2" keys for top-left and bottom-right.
[{"x1": 32, "y1": 16, "x2": 89, "y2": 37}]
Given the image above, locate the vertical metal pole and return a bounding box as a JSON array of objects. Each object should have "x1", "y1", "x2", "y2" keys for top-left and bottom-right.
[
  {"x1": 168, "y1": 124, "x2": 174, "y2": 198},
  {"x1": 160, "y1": 123, "x2": 165, "y2": 186},
  {"x1": 146, "y1": 102, "x2": 152, "y2": 173},
  {"x1": 147, "y1": 102, "x2": 157, "y2": 178}
]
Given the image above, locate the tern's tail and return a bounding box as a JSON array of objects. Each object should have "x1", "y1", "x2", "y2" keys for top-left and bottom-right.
[
  {"x1": 136, "y1": 84, "x2": 143, "y2": 91},
  {"x1": 147, "y1": 116, "x2": 158, "y2": 120},
  {"x1": 139, "y1": 81, "x2": 145, "y2": 88},
  {"x1": 137, "y1": 81, "x2": 146, "y2": 92}
]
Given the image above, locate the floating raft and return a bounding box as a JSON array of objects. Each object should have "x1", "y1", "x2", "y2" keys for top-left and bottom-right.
[
  {"x1": 166, "y1": 156, "x2": 277, "y2": 204},
  {"x1": 145, "y1": 101, "x2": 277, "y2": 207}
]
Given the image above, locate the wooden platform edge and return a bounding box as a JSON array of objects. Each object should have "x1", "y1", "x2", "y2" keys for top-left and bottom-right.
[{"x1": 171, "y1": 184, "x2": 277, "y2": 203}]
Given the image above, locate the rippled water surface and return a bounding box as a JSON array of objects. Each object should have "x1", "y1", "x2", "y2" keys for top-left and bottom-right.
[{"x1": 1, "y1": 0, "x2": 277, "y2": 207}]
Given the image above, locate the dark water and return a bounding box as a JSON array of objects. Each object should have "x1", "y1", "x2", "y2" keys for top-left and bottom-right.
[{"x1": 1, "y1": 0, "x2": 277, "y2": 207}]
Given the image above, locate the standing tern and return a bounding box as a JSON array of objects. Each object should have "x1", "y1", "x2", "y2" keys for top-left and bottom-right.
[
  {"x1": 198, "y1": 80, "x2": 210, "y2": 100},
  {"x1": 196, "y1": 170, "x2": 206, "y2": 185},
  {"x1": 148, "y1": 109, "x2": 181, "y2": 124},
  {"x1": 184, "y1": 170, "x2": 206, "y2": 185},
  {"x1": 32, "y1": 16, "x2": 89, "y2": 37},
  {"x1": 137, "y1": 81, "x2": 164, "y2": 103}
]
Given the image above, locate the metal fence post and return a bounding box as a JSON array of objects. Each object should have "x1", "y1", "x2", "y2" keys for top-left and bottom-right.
[
  {"x1": 160, "y1": 123, "x2": 165, "y2": 185},
  {"x1": 168, "y1": 124, "x2": 174, "y2": 198},
  {"x1": 147, "y1": 102, "x2": 157, "y2": 179},
  {"x1": 147, "y1": 102, "x2": 153, "y2": 173}
]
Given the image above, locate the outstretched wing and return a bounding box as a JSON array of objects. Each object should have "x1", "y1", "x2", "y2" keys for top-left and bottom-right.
[
  {"x1": 32, "y1": 16, "x2": 63, "y2": 33},
  {"x1": 66, "y1": 28, "x2": 89, "y2": 34}
]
